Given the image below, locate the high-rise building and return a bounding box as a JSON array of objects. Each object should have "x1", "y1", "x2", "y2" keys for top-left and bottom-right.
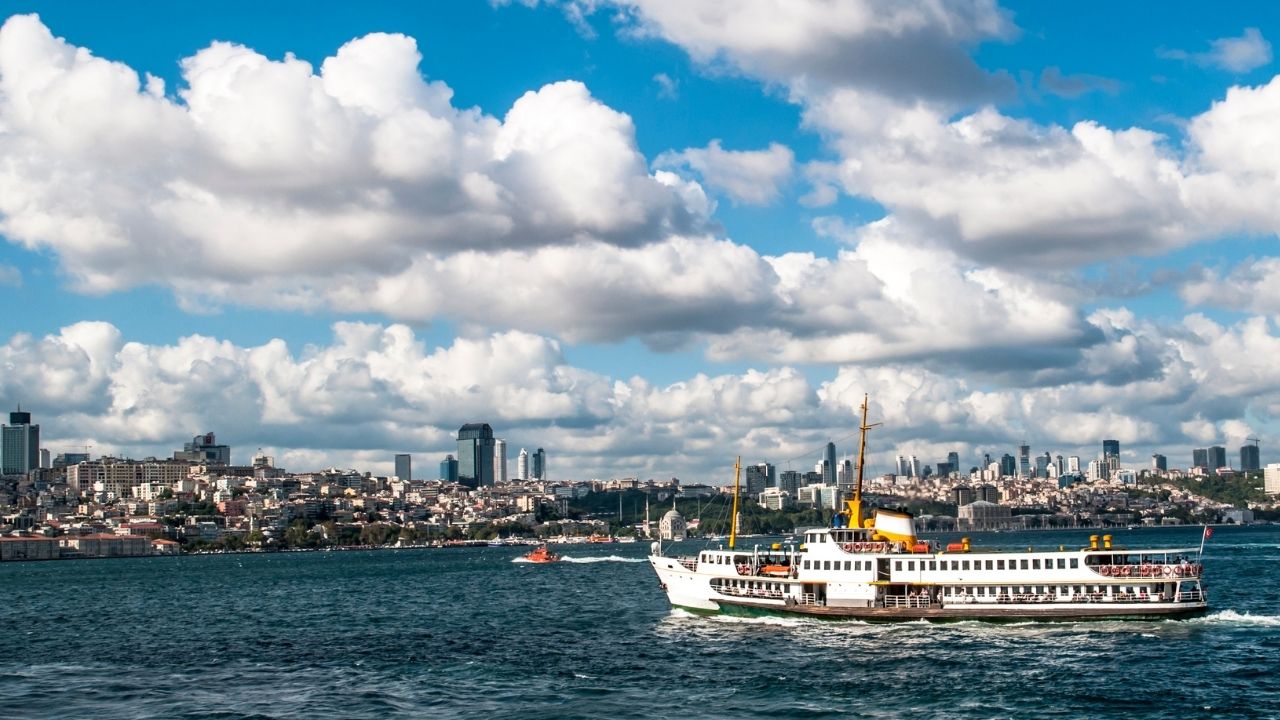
[
  {"x1": 1208, "y1": 446, "x2": 1227, "y2": 471},
  {"x1": 1018, "y1": 444, "x2": 1030, "y2": 478},
  {"x1": 1000, "y1": 454, "x2": 1016, "y2": 477},
  {"x1": 1192, "y1": 448, "x2": 1208, "y2": 472},
  {"x1": 1, "y1": 409, "x2": 40, "y2": 476},
  {"x1": 174, "y1": 432, "x2": 230, "y2": 465},
  {"x1": 394, "y1": 454, "x2": 411, "y2": 481},
  {"x1": 1151, "y1": 453, "x2": 1167, "y2": 472},
  {"x1": 745, "y1": 464, "x2": 771, "y2": 495},
  {"x1": 1241, "y1": 444, "x2": 1261, "y2": 472},
  {"x1": 1102, "y1": 439, "x2": 1120, "y2": 460},
  {"x1": 823, "y1": 442, "x2": 836, "y2": 485},
  {"x1": 779, "y1": 470, "x2": 803, "y2": 495},
  {"x1": 457, "y1": 424, "x2": 496, "y2": 488},
  {"x1": 947, "y1": 451, "x2": 960, "y2": 473},
  {"x1": 1067, "y1": 456, "x2": 1081, "y2": 473},
  {"x1": 531, "y1": 448, "x2": 546, "y2": 481},
  {"x1": 494, "y1": 439, "x2": 507, "y2": 484},
  {"x1": 952, "y1": 486, "x2": 975, "y2": 506},
  {"x1": 439, "y1": 454, "x2": 459, "y2": 483},
  {"x1": 517, "y1": 448, "x2": 529, "y2": 481},
  {"x1": 895, "y1": 455, "x2": 909, "y2": 477},
  {"x1": 908, "y1": 455, "x2": 920, "y2": 478},
  {"x1": 1036, "y1": 452, "x2": 1051, "y2": 478}
]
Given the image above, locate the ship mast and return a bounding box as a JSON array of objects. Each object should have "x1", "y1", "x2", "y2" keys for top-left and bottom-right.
[
  {"x1": 846, "y1": 394, "x2": 880, "y2": 529},
  {"x1": 729, "y1": 456, "x2": 742, "y2": 550}
]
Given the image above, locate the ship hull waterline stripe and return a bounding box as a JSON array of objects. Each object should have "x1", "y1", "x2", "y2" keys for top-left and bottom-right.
[{"x1": 699, "y1": 598, "x2": 1209, "y2": 623}]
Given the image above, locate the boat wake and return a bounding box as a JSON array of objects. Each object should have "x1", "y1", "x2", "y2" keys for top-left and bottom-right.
[
  {"x1": 1193, "y1": 610, "x2": 1280, "y2": 627},
  {"x1": 559, "y1": 555, "x2": 646, "y2": 564}
]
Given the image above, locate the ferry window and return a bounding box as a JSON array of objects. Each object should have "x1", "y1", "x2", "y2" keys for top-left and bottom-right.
[
  {"x1": 1057, "y1": 559, "x2": 1066, "y2": 569},
  {"x1": 908, "y1": 561, "x2": 915, "y2": 571},
  {"x1": 802, "y1": 560, "x2": 809, "y2": 570},
  {"x1": 962, "y1": 561, "x2": 970, "y2": 571},
  {"x1": 929, "y1": 561, "x2": 936, "y2": 571},
  {"x1": 895, "y1": 561, "x2": 903, "y2": 571},
  {"x1": 824, "y1": 561, "x2": 832, "y2": 570},
  {"x1": 844, "y1": 561, "x2": 851, "y2": 571},
  {"x1": 985, "y1": 560, "x2": 993, "y2": 570},
  {"x1": 997, "y1": 560, "x2": 1005, "y2": 570},
  {"x1": 1070, "y1": 559, "x2": 1078, "y2": 568},
  {"x1": 1032, "y1": 559, "x2": 1041, "y2": 570},
  {"x1": 951, "y1": 561, "x2": 959, "y2": 571},
  {"x1": 1020, "y1": 559, "x2": 1029, "y2": 570}
]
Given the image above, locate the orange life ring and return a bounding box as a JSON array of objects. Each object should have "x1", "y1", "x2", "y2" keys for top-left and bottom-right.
[
  {"x1": 1162, "y1": 566, "x2": 1173, "y2": 577},
  {"x1": 1173, "y1": 566, "x2": 1184, "y2": 577},
  {"x1": 855, "y1": 542, "x2": 865, "y2": 552},
  {"x1": 1099, "y1": 565, "x2": 1110, "y2": 576}
]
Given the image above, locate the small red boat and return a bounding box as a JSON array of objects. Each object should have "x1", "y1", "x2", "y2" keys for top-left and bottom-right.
[{"x1": 523, "y1": 544, "x2": 560, "y2": 563}]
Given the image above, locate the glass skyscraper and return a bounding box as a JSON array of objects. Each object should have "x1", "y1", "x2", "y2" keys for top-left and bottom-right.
[
  {"x1": 1, "y1": 409, "x2": 39, "y2": 476},
  {"x1": 456, "y1": 423, "x2": 496, "y2": 488}
]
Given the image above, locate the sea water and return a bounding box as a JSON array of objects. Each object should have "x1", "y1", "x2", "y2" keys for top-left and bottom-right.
[{"x1": 1, "y1": 525, "x2": 1277, "y2": 719}]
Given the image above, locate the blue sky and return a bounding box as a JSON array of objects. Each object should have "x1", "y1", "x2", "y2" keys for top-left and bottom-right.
[{"x1": 2, "y1": 1, "x2": 1280, "y2": 481}]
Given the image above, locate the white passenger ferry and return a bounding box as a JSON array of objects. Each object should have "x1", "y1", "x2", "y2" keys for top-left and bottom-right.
[{"x1": 649, "y1": 397, "x2": 1209, "y2": 622}]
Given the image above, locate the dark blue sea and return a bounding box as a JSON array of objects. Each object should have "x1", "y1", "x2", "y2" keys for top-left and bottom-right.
[{"x1": 2, "y1": 525, "x2": 1278, "y2": 719}]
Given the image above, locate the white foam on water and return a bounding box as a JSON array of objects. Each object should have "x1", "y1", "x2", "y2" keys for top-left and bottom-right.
[
  {"x1": 559, "y1": 555, "x2": 646, "y2": 563},
  {"x1": 1195, "y1": 610, "x2": 1280, "y2": 626}
]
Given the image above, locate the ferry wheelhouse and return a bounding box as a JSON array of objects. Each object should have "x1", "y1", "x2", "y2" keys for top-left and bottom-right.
[{"x1": 648, "y1": 396, "x2": 1209, "y2": 622}]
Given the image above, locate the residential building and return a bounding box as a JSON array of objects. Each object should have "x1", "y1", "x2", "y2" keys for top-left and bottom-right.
[
  {"x1": 1265, "y1": 464, "x2": 1280, "y2": 495},
  {"x1": 1208, "y1": 446, "x2": 1227, "y2": 471}
]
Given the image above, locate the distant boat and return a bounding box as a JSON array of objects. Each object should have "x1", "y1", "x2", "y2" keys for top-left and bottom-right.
[
  {"x1": 587, "y1": 534, "x2": 617, "y2": 544},
  {"x1": 523, "y1": 544, "x2": 560, "y2": 564}
]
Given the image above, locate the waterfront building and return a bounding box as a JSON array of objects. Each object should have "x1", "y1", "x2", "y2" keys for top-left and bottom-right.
[
  {"x1": 517, "y1": 448, "x2": 529, "y2": 481},
  {"x1": 957, "y1": 500, "x2": 1014, "y2": 531},
  {"x1": 0, "y1": 408, "x2": 39, "y2": 476},
  {"x1": 457, "y1": 424, "x2": 496, "y2": 488},
  {"x1": 174, "y1": 432, "x2": 230, "y2": 465},
  {"x1": 494, "y1": 440, "x2": 507, "y2": 484},
  {"x1": 66, "y1": 458, "x2": 192, "y2": 497},
  {"x1": 439, "y1": 454, "x2": 459, "y2": 483},
  {"x1": 659, "y1": 504, "x2": 687, "y2": 541},
  {"x1": 394, "y1": 454, "x2": 411, "y2": 481},
  {"x1": 1241, "y1": 444, "x2": 1261, "y2": 472}
]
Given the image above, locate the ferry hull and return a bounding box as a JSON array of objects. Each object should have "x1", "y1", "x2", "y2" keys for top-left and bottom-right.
[{"x1": 713, "y1": 598, "x2": 1209, "y2": 623}]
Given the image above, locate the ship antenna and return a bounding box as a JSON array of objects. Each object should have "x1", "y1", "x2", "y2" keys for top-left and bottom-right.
[
  {"x1": 729, "y1": 456, "x2": 742, "y2": 550},
  {"x1": 847, "y1": 394, "x2": 881, "y2": 529}
]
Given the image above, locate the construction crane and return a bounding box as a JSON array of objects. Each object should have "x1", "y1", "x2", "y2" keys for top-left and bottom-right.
[{"x1": 1248, "y1": 437, "x2": 1261, "y2": 447}]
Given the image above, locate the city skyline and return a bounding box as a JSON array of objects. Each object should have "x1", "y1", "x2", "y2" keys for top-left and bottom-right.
[{"x1": 3, "y1": 3, "x2": 1280, "y2": 484}]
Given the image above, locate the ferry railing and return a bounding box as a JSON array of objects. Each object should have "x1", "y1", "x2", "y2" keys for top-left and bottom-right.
[
  {"x1": 676, "y1": 558, "x2": 697, "y2": 571},
  {"x1": 884, "y1": 595, "x2": 932, "y2": 608},
  {"x1": 1175, "y1": 589, "x2": 1205, "y2": 603},
  {"x1": 1090, "y1": 562, "x2": 1202, "y2": 580}
]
